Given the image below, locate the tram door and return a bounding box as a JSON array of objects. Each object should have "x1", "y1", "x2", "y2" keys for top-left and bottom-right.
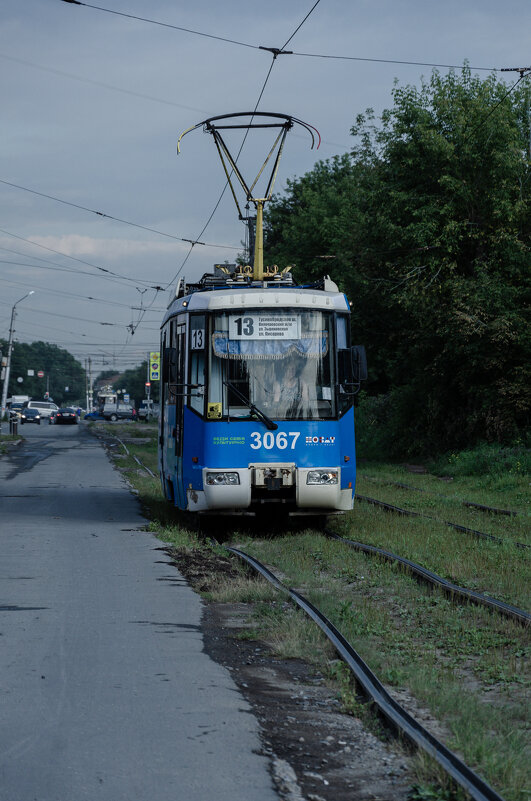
[
  {"x1": 173, "y1": 321, "x2": 186, "y2": 509},
  {"x1": 161, "y1": 318, "x2": 186, "y2": 509}
]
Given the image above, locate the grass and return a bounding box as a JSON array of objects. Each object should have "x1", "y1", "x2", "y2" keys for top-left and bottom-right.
[
  {"x1": 0, "y1": 431, "x2": 22, "y2": 454},
  {"x1": 96, "y1": 423, "x2": 530, "y2": 801}
]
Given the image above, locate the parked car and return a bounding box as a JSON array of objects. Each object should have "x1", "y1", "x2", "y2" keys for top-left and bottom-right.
[
  {"x1": 102, "y1": 404, "x2": 135, "y2": 422},
  {"x1": 20, "y1": 408, "x2": 41, "y2": 425},
  {"x1": 55, "y1": 408, "x2": 78, "y2": 425},
  {"x1": 84, "y1": 411, "x2": 105, "y2": 421}
]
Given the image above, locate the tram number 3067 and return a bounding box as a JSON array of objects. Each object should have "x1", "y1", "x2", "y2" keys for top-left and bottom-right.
[{"x1": 250, "y1": 431, "x2": 300, "y2": 450}]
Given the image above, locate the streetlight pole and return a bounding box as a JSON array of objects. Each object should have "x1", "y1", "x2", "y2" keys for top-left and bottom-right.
[{"x1": 1, "y1": 291, "x2": 35, "y2": 426}]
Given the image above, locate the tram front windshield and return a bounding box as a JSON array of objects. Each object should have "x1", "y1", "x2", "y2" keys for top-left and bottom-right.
[{"x1": 209, "y1": 310, "x2": 335, "y2": 420}]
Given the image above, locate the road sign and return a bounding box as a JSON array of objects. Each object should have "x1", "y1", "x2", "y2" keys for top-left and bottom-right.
[
  {"x1": 149, "y1": 352, "x2": 160, "y2": 381},
  {"x1": 27, "y1": 369, "x2": 34, "y2": 376},
  {"x1": 37, "y1": 370, "x2": 44, "y2": 378}
]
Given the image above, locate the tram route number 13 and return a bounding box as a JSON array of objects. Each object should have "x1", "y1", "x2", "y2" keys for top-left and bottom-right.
[
  {"x1": 191, "y1": 329, "x2": 205, "y2": 349},
  {"x1": 250, "y1": 431, "x2": 300, "y2": 450}
]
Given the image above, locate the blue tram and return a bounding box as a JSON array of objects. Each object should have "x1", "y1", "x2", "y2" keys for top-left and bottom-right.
[{"x1": 159, "y1": 267, "x2": 366, "y2": 516}]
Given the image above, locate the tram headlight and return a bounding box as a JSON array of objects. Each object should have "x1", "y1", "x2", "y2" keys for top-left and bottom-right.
[
  {"x1": 206, "y1": 472, "x2": 240, "y2": 486},
  {"x1": 306, "y1": 470, "x2": 338, "y2": 485}
]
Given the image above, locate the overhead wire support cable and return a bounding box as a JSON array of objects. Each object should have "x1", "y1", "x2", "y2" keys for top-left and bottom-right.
[
  {"x1": 0, "y1": 180, "x2": 239, "y2": 251},
  {"x1": 289, "y1": 50, "x2": 498, "y2": 71},
  {"x1": 279, "y1": 0, "x2": 321, "y2": 49},
  {"x1": 60, "y1": 0, "x2": 500, "y2": 73},
  {"x1": 60, "y1": 0, "x2": 260, "y2": 50},
  {"x1": 462, "y1": 67, "x2": 531, "y2": 143},
  {"x1": 166, "y1": 0, "x2": 323, "y2": 289}
]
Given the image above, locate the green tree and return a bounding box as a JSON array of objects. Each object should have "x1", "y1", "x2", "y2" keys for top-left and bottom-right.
[
  {"x1": 0, "y1": 339, "x2": 86, "y2": 406},
  {"x1": 265, "y1": 67, "x2": 530, "y2": 455},
  {"x1": 112, "y1": 361, "x2": 159, "y2": 407}
]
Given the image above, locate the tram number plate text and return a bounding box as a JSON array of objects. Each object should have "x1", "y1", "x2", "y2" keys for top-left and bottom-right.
[
  {"x1": 250, "y1": 431, "x2": 300, "y2": 450},
  {"x1": 229, "y1": 315, "x2": 300, "y2": 340}
]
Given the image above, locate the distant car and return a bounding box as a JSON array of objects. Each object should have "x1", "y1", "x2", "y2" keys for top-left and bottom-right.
[
  {"x1": 20, "y1": 408, "x2": 41, "y2": 425},
  {"x1": 22, "y1": 401, "x2": 59, "y2": 419},
  {"x1": 102, "y1": 405, "x2": 135, "y2": 422},
  {"x1": 55, "y1": 408, "x2": 78, "y2": 425}
]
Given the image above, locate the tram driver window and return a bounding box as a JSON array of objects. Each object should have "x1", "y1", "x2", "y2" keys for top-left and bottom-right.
[{"x1": 209, "y1": 310, "x2": 337, "y2": 420}]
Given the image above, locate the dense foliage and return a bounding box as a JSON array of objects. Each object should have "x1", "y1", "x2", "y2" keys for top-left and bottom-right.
[
  {"x1": 265, "y1": 68, "x2": 530, "y2": 455},
  {"x1": 0, "y1": 339, "x2": 85, "y2": 406},
  {"x1": 111, "y1": 361, "x2": 159, "y2": 406}
]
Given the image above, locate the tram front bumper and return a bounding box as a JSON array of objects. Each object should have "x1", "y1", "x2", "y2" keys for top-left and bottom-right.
[{"x1": 192, "y1": 464, "x2": 352, "y2": 513}]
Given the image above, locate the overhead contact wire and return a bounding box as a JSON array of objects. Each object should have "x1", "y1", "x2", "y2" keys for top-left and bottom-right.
[{"x1": 165, "y1": 0, "x2": 321, "y2": 290}]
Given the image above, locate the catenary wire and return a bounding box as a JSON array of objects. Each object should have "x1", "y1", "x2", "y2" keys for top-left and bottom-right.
[
  {"x1": 164, "y1": 1, "x2": 322, "y2": 290},
  {"x1": 60, "y1": 0, "x2": 261, "y2": 51},
  {"x1": 0, "y1": 227, "x2": 167, "y2": 287},
  {"x1": 0, "y1": 181, "x2": 240, "y2": 252},
  {"x1": 59, "y1": 0, "x2": 499, "y2": 72},
  {"x1": 0, "y1": 269, "x2": 162, "y2": 310},
  {"x1": 463, "y1": 69, "x2": 530, "y2": 142},
  {"x1": 0, "y1": 53, "x2": 209, "y2": 114}
]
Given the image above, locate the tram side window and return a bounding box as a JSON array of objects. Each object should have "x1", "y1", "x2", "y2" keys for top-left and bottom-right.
[
  {"x1": 336, "y1": 315, "x2": 353, "y2": 415},
  {"x1": 189, "y1": 315, "x2": 206, "y2": 416}
]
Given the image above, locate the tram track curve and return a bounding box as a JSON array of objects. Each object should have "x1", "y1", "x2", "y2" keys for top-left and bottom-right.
[
  {"x1": 224, "y1": 544, "x2": 506, "y2": 801},
  {"x1": 355, "y1": 494, "x2": 530, "y2": 550},
  {"x1": 323, "y1": 529, "x2": 530, "y2": 627}
]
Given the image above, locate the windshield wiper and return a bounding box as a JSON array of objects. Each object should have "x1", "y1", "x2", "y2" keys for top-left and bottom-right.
[{"x1": 223, "y1": 381, "x2": 278, "y2": 431}]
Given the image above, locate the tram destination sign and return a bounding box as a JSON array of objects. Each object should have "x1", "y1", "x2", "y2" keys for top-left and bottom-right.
[{"x1": 229, "y1": 314, "x2": 301, "y2": 340}]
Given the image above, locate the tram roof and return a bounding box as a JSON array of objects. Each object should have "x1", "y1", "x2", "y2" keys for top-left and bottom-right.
[{"x1": 163, "y1": 283, "x2": 349, "y2": 325}]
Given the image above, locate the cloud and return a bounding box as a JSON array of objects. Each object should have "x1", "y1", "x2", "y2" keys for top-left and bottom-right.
[{"x1": 23, "y1": 235, "x2": 187, "y2": 261}]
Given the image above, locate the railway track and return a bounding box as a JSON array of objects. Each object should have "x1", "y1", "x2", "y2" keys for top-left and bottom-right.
[
  {"x1": 324, "y1": 529, "x2": 530, "y2": 627},
  {"x1": 359, "y1": 474, "x2": 519, "y2": 517},
  {"x1": 355, "y1": 494, "x2": 530, "y2": 550},
  {"x1": 224, "y1": 544, "x2": 506, "y2": 801},
  {"x1": 125, "y1": 442, "x2": 528, "y2": 624}
]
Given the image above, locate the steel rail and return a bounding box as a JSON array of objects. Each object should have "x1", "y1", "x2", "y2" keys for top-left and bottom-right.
[
  {"x1": 225, "y1": 545, "x2": 506, "y2": 801},
  {"x1": 132, "y1": 454, "x2": 156, "y2": 478},
  {"x1": 355, "y1": 494, "x2": 530, "y2": 550},
  {"x1": 324, "y1": 531, "x2": 530, "y2": 627},
  {"x1": 109, "y1": 435, "x2": 157, "y2": 477},
  {"x1": 358, "y1": 475, "x2": 518, "y2": 517}
]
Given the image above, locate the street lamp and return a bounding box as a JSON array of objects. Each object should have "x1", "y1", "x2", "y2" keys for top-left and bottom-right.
[{"x1": 1, "y1": 291, "x2": 35, "y2": 425}]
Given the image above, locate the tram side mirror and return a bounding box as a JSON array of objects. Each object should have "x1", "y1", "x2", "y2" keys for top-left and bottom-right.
[
  {"x1": 163, "y1": 347, "x2": 178, "y2": 384},
  {"x1": 351, "y1": 345, "x2": 368, "y2": 382}
]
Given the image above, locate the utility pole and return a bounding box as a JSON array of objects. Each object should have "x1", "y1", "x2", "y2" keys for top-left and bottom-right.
[
  {"x1": 0, "y1": 291, "x2": 34, "y2": 427},
  {"x1": 85, "y1": 359, "x2": 89, "y2": 412},
  {"x1": 146, "y1": 353, "x2": 151, "y2": 420},
  {"x1": 88, "y1": 356, "x2": 93, "y2": 411}
]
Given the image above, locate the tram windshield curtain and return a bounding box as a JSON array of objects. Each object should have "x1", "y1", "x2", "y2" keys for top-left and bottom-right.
[{"x1": 212, "y1": 332, "x2": 328, "y2": 359}]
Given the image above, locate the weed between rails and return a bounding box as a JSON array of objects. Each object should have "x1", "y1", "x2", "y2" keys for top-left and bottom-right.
[{"x1": 99, "y1": 424, "x2": 530, "y2": 801}]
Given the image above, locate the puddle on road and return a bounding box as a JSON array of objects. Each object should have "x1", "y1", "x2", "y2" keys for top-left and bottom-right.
[{"x1": 1, "y1": 442, "x2": 54, "y2": 479}]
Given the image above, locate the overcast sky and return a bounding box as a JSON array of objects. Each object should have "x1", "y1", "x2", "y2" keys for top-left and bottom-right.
[{"x1": 1, "y1": 0, "x2": 529, "y2": 374}]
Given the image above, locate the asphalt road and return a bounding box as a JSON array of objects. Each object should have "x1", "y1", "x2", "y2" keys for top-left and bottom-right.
[{"x1": 0, "y1": 422, "x2": 278, "y2": 801}]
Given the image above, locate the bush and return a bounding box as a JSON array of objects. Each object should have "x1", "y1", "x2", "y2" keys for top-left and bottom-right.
[{"x1": 427, "y1": 442, "x2": 531, "y2": 477}]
